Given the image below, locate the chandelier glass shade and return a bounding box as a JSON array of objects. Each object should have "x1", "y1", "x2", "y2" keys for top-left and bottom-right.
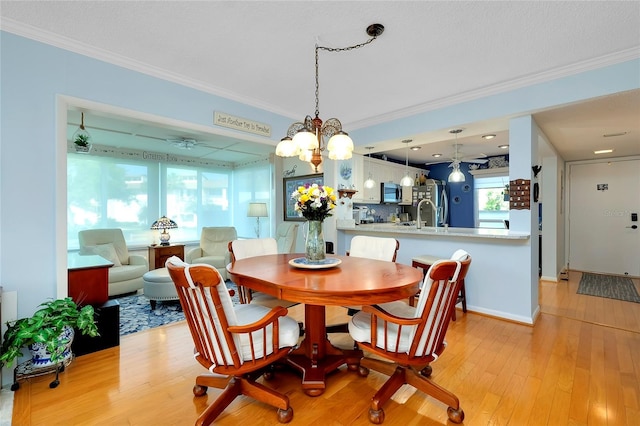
[{"x1": 275, "y1": 24, "x2": 384, "y2": 172}]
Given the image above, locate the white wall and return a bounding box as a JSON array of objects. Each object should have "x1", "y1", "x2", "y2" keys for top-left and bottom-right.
[{"x1": 541, "y1": 154, "x2": 565, "y2": 281}]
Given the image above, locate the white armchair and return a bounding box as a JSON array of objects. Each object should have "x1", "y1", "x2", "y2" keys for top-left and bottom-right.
[
  {"x1": 185, "y1": 227, "x2": 237, "y2": 280},
  {"x1": 78, "y1": 228, "x2": 148, "y2": 296},
  {"x1": 275, "y1": 222, "x2": 299, "y2": 253}
]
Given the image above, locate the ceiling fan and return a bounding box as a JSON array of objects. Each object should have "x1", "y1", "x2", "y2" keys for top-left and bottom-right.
[
  {"x1": 166, "y1": 138, "x2": 198, "y2": 150},
  {"x1": 446, "y1": 143, "x2": 488, "y2": 166},
  {"x1": 442, "y1": 129, "x2": 488, "y2": 167}
]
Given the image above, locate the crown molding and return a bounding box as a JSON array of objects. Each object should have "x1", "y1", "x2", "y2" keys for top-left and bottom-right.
[
  {"x1": 3, "y1": 18, "x2": 638, "y2": 131},
  {"x1": 349, "y1": 47, "x2": 640, "y2": 130},
  {"x1": 1, "y1": 18, "x2": 298, "y2": 121}
]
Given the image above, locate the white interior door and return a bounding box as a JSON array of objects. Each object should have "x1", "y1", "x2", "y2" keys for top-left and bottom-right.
[{"x1": 568, "y1": 159, "x2": 640, "y2": 277}]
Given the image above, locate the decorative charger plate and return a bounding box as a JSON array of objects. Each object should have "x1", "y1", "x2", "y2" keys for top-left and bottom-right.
[{"x1": 289, "y1": 257, "x2": 342, "y2": 270}]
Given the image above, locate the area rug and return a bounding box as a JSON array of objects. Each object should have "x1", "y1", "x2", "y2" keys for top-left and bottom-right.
[
  {"x1": 577, "y1": 272, "x2": 640, "y2": 303},
  {"x1": 115, "y1": 282, "x2": 240, "y2": 336}
]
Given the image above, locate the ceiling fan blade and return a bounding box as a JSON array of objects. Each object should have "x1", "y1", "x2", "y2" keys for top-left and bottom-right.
[{"x1": 461, "y1": 157, "x2": 488, "y2": 164}]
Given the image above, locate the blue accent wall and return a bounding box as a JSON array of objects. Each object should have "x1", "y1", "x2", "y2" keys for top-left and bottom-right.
[{"x1": 428, "y1": 163, "x2": 475, "y2": 227}]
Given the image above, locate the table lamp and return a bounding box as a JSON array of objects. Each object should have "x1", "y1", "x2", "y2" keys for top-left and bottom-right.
[
  {"x1": 247, "y1": 203, "x2": 268, "y2": 238},
  {"x1": 150, "y1": 215, "x2": 178, "y2": 246}
]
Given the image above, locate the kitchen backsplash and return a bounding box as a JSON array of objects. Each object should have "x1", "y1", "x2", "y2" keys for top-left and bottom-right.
[{"x1": 356, "y1": 204, "x2": 402, "y2": 223}]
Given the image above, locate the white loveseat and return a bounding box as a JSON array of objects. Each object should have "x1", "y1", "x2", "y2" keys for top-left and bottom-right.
[
  {"x1": 78, "y1": 228, "x2": 148, "y2": 296},
  {"x1": 185, "y1": 227, "x2": 237, "y2": 280}
]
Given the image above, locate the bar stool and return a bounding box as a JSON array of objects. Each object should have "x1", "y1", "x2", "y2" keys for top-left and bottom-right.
[{"x1": 411, "y1": 252, "x2": 468, "y2": 320}]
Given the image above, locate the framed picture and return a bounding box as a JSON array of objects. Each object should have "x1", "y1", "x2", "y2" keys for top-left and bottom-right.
[{"x1": 283, "y1": 173, "x2": 324, "y2": 221}]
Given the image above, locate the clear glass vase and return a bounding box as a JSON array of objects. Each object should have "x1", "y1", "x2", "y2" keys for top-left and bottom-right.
[{"x1": 305, "y1": 220, "x2": 326, "y2": 262}]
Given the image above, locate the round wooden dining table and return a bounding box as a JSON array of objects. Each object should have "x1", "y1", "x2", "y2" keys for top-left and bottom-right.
[{"x1": 226, "y1": 253, "x2": 422, "y2": 396}]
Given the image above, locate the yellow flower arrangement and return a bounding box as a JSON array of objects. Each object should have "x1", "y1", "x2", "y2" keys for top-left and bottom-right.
[{"x1": 291, "y1": 183, "x2": 337, "y2": 221}]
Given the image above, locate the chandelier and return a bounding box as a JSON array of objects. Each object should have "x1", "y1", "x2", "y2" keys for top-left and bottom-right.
[{"x1": 276, "y1": 24, "x2": 385, "y2": 172}]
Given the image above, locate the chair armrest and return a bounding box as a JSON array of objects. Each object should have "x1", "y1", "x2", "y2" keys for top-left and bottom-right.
[
  {"x1": 128, "y1": 255, "x2": 148, "y2": 266},
  {"x1": 227, "y1": 306, "x2": 289, "y2": 334},
  {"x1": 362, "y1": 304, "x2": 422, "y2": 327},
  {"x1": 362, "y1": 305, "x2": 423, "y2": 352},
  {"x1": 185, "y1": 247, "x2": 202, "y2": 263}
]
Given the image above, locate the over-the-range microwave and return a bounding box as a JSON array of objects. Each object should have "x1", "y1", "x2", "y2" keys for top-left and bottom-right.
[{"x1": 381, "y1": 182, "x2": 402, "y2": 203}]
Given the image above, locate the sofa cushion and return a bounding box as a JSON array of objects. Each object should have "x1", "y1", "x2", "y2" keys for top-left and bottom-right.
[
  {"x1": 90, "y1": 243, "x2": 122, "y2": 267},
  {"x1": 109, "y1": 264, "x2": 148, "y2": 283}
]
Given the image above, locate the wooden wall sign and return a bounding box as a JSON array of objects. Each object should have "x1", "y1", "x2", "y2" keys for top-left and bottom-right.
[{"x1": 509, "y1": 179, "x2": 531, "y2": 210}]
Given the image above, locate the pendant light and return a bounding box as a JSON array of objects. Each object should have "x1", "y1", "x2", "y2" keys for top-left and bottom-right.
[
  {"x1": 400, "y1": 139, "x2": 414, "y2": 187},
  {"x1": 448, "y1": 129, "x2": 466, "y2": 183},
  {"x1": 363, "y1": 146, "x2": 376, "y2": 189}
]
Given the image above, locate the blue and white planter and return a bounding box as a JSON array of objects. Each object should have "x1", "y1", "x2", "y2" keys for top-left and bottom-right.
[{"x1": 28, "y1": 325, "x2": 75, "y2": 368}]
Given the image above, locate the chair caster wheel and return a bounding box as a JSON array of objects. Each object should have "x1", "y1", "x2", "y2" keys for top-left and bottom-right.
[
  {"x1": 447, "y1": 406, "x2": 464, "y2": 423},
  {"x1": 193, "y1": 384, "x2": 208, "y2": 397},
  {"x1": 263, "y1": 371, "x2": 275, "y2": 380},
  {"x1": 420, "y1": 365, "x2": 432, "y2": 377},
  {"x1": 277, "y1": 406, "x2": 293, "y2": 423},
  {"x1": 358, "y1": 366, "x2": 370, "y2": 377},
  {"x1": 368, "y1": 407, "x2": 384, "y2": 424}
]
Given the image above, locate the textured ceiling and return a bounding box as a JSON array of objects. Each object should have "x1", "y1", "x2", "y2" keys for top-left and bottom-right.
[{"x1": 2, "y1": 1, "x2": 640, "y2": 164}]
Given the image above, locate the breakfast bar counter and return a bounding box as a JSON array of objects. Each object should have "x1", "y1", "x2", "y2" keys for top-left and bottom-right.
[
  {"x1": 338, "y1": 223, "x2": 530, "y2": 240},
  {"x1": 336, "y1": 223, "x2": 538, "y2": 325}
]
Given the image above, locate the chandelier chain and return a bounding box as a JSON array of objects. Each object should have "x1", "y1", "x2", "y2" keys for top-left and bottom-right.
[{"x1": 313, "y1": 33, "x2": 381, "y2": 118}]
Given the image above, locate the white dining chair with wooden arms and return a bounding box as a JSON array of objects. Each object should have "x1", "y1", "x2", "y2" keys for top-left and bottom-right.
[
  {"x1": 409, "y1": 248, "x2": 470, "y2": 320},
  {"x1": 348, "y1": 256, "x2": 471, "y2": 424},
  {"x1": 165, "y1": 256, "x2": 299, "y2": 425},
  {"x1": 228, "y1": 238, "x2": 299, "y2": 309},
  {"x1": 326, "y1": 236, "x2": 399, "y2": 335}
]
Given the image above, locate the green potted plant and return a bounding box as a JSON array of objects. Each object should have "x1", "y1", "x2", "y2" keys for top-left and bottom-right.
[
  {"x1": 73, "y1": 133, "x2": 91, "y2": 152},
  {"x1": 73, "y1": 133, "x2": 90, "y2": 147},
  {"x1": 0, "y1": 297, "x2": 99, "y2": 369}
]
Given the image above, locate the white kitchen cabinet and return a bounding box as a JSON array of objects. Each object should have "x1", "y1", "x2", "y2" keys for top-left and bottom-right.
[
  {"x1": 349, "y1": 154, "x2": 364, "y2": 203},
  {"x1": 351, "y1": 156, "x2": 430, "y2": 204}
]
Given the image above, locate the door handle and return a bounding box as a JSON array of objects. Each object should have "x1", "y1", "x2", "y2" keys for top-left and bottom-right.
[{"x1": 626, "y1": 225, "x2": 638, "y2": 229}]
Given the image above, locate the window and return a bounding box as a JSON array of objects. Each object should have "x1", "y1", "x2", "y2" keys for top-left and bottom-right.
[
  {"x1": 231, "y1": 163, "x2": 272, "y2": 238},
  {"x1": 164, "y1": 167, "x2": 232, "y2": 243},
  {"x1": 68, "y1": 156, "x2": 153, "y2": 248},
  {"x1": 67, "y1": 155, "x2": 234, "y2": 249},
  {"x1": 474, "y1": 174, "x2": 509, "y2": 228}
]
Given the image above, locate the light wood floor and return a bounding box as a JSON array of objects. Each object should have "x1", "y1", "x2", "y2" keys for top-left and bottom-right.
[{"x1": 11, "y1": 271, "x2": 640, "y2": 425}]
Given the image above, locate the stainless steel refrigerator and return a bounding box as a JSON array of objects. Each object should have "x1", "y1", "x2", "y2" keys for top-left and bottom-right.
[{"x1": 402, "y1": 179, "x2": 449, "y2": 227}]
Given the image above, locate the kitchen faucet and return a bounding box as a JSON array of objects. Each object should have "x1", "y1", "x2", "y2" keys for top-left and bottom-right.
[{"x1": 416, "y1": 198, "x2": 437, "y2": 229}]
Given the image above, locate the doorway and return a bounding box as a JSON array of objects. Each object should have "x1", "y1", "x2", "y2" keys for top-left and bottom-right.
[{"x1": 567, "y1": 158, "x2": 640, "y2": 277}]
